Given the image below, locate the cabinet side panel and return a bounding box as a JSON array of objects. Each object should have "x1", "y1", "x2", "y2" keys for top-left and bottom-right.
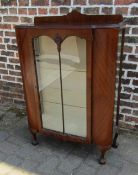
[
  {"x1": 16, "y1": 28, "x2": 41, "y2": 132},
  {"x1": 92, "y1": 29, "x2": 119, "y2": 147}
]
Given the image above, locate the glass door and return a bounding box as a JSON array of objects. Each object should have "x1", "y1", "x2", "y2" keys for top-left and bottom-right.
[
  {"x1": 33, "y1": 35, "x2": 87, "y2": 137},
  {"x1": 34, "y1": 36, "x2": 63, "y2": 132},
  {"x1": 61, "y1": 36, "x2": 86, "y2": 137}
]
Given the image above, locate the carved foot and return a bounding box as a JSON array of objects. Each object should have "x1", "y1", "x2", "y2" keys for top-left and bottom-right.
[
  {"x1": 31, "y1": 132, "x2": 39, "y2": 146},
  {"x1": 112, "y1": 133, "x2": 119, "y2": 149},
  {"x1": 99, "y1": 151, "x2": 106, "y2": 165}
]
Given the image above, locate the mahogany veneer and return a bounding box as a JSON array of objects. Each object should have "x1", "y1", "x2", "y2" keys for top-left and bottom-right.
[{"x1": 15, "y1": 11, "x2": 125, "y2": 164}]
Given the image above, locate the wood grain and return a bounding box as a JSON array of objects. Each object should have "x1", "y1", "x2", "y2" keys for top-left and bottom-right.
[{"x1": 15, "y1": 11, "x2": 123, "y2": 158}]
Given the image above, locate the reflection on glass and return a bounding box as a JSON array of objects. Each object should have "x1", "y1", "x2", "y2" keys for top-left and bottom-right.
[
  {"x1": 34, "y1": 36, "x2": 63, "y2": 132},
  {"x1": 34, "y1": 36, "x2": 86, "y2": 138},
  {"x1": 61, "y1": 37, "x2": 86, "y2": 137}
]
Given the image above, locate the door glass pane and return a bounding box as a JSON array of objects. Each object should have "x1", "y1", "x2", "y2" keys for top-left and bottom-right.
[
  {"x1": 61, "y1": 36, "x2": 86, "y2": 137},
  {"x1": 34, "y1": 36, "x2": 63, "y2": 132}
]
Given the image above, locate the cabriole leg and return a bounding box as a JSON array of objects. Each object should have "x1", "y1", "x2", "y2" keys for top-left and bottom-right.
[
  {"x1": 98, "y1": 145, "x2": 110, "y2": 165},
  {"x1": 99, "y1": 150, "x2": 106, "y2": 165}
]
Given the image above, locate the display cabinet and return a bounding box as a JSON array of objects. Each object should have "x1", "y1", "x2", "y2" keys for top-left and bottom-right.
[{"x1": 15, "y1": 11, "x2": 125, "y2": 164}]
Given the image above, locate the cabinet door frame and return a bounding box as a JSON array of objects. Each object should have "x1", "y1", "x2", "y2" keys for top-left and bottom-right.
[{"x1": 16, "y1": 27, "x2": 93, "y2": 144}]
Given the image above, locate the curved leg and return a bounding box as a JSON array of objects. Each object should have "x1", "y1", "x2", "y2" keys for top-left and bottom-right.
[
  {"x1": 98, "y1": 145, "x2": 110, "y2": 165},
  {"x1": 99, "y1": 149, "x2": 106, "y2": 165},
  {"x1": 31, "y1": 131, "x2": 39, "y2": 146}
]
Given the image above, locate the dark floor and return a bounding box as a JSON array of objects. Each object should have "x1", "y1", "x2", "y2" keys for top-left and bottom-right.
[{"x1": 0, "y1": 105, "x2": 138, "y2": 175}]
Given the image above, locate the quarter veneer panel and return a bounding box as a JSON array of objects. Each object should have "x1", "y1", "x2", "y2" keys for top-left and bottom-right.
[
  {"x1": 16, "y1": 28, "x2": 41, "y2": 133},
  {"x1": 92, "y1": 29, "x2": 119, "y2": 147}
]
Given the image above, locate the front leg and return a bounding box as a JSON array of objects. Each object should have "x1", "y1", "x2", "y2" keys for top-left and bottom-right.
[
  {"x1": 112, "y1": 132, "x2": 119, "y2": 148},
  {"x1": 112, "y1": 127, "x2": 119, "y2": 148},
  {"x1": 98, "y1": 145, "x2": 110, "y2": 165},
  {"x1": 99, "y1": 150, "x2": 106, "y2": 164},
  {"x1": 31, "y1": 131, "x2": 39, "y2": 146}
]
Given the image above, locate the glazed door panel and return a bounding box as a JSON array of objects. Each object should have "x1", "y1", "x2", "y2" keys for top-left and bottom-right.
[
  {"x1": 35, "y1": 36, "x2": 63, "y2": 132},
  {"x1": 34, "y1": 35, "x2": 87, "y2": 137},
  {"x1": 61, "y1": 36, "x2": 87, "y2": 137}
]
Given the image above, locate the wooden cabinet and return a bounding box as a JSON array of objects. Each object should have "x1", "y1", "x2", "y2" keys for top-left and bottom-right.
[{"x1": 15, "y1": 11, "x2": 125, "y2": 164}]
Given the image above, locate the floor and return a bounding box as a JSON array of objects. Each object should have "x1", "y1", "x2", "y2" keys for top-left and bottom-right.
[{"x1": 0, "y1": 104, "x2": 138, "y2": 175}]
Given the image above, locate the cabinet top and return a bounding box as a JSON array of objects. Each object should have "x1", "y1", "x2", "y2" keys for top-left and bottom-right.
[{"x1": 15, "y1": 10, "x2": 125, "y2": 29}]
